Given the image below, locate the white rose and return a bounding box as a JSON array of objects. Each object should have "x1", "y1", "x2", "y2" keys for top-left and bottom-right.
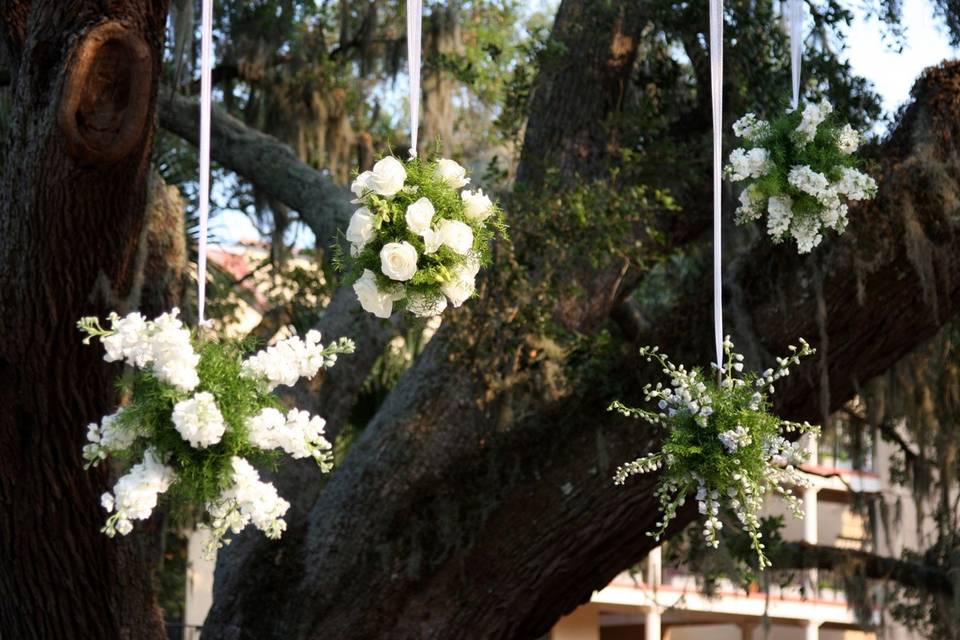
[
  {"x1": 438, "y1": 220, "x2": 473, "y2": 255},
  {"x1": 369, "y1": 157, "x2": 407, "y2": 197},
  {"x1": 441, "y1": 255, "x2": 480, "y2": 307},
  {"x1": 350, "y1": 171, "x2": 373, "y2": 202},
  {"x1": 380, "y1": 241, "x2": 418, "y2": 281},
  {"x1": 435, "y1": 158, "x2": 470, "y2": 189},
  {"x1": 346, "y1": 207, "x2": 375, "y2": 249},
  {"x1": 461, "y1": 189, "x2": 493, "y2": 223},
  {"x1": 422, "y1": 227, "x2": 442, "y2": 255},
  {"x1": 353, "y1": 269, "x2": 400, "y2": 318},
  {"x1": 407, "y1": 293, "x2": 448, "y2": 318},
  {"x1": 405, "y1": 198, "x2": 435, "y2": 235}
]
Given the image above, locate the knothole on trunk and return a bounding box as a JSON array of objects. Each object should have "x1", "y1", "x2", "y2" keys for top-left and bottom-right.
[{"x1": 59, "y1": 22, "x2": 152, "y2": 166}]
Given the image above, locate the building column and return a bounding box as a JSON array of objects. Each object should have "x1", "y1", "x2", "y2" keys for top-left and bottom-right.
[
  {"x1": 738, "y1": 621, "x2": 758, "y2": 640},
  {"x1": 644, "y1": 608, "x2": 661, "y2": 640},
  {"x1": 803, "y1": 434, "x2": 819, "y2": 599},
  {"x1": 645, "y1": 546, "x2": 663, "y2": 640},
  {"x1": 804, "y1": 620, "x2": 822, "y2": 640}
]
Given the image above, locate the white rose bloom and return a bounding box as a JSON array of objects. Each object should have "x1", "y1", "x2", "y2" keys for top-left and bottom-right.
[
  {"x1": 461, "y1": 189, "x2": 493, "y2": 223},
  {"x1": 438, "y1": 219, "x2": 474, "y2": 255},
  {"x1": 407, "y1": 293, "x2": 448, "y2": 318},
  {"x1": 435, "y1": 158, "x2": 470, "y2": 189},
  {"x1": 172, "y1": 392, "x2": 226, "y2": 449},
  {"x1": 441, "y1": 254, "x2": 480, "y2": 307},
  {"x1": 346, "y1": 207, "x2": 376, "y2": 250},
  {"x1": 353, "y1": 269, "x2": 400, "y2": 318},
  {"x1": 350, "y1": 170, "x2": 373, "y2": 202},
  {"x1": 422, "y1": 227, "x2": 443, "y2": 254},
  {"x1": 380, "y1": 241, "x2": 418, "y2": 281},
  {"x1": 369, "y1": 157, "x2": 406, "y2": 197},
  {"x1": 405, "y1": 197, "x2": 435, "y2": 235}
]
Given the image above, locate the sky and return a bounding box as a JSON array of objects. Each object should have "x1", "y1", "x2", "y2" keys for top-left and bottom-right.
[
  {"x1": 210, "y1": 0, "x2": 959, "y2": 247},
  {"x1": 845, "y1": 0, "x2": 957, "y2": 118}
]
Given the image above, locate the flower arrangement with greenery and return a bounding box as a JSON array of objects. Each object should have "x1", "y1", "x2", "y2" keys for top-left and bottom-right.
[
  {"x1": 612, "y1": 337, "x2": 820, "y2": 568},
  {"x1": 337, "y1": 154, "x2": 506, "y2": 318},
  {"x1": 77, "y1": 309, "x2": 355, "y2": 557},
  {"x1": 726, "y1": 100, "x2": 877, "y2": 253}
]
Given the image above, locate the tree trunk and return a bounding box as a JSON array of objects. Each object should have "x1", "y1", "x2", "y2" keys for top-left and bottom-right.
[
  {"x1": 421, "y1": 1, "x2": 461, "y2": 155},
  {"x1": 0, "y1": 3, "x2": 170, "y2": 638}
]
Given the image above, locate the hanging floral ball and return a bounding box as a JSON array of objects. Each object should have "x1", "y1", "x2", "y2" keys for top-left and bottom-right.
[
  {"x1": 338, "y1": 155, "x2": 507, "y2": 318},
  {"x1": 77, "y1": 309, "x2": 355, "y2": 558},
  {"x1": 612, "y1": 337, "x2": 820, "y2": 569},
  {"x1": 726, "y1": 100, "x2": 877, "y2": 253}
]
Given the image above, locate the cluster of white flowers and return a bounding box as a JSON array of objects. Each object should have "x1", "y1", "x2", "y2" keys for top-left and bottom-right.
[
  {"x1": 727, "y1": 148, "x2": 771, "y2": 181},
  {"x1": 172, "y1": 392, "x2": 226, "y2": 449},
  {"x1": 345, "y1": 155, "x2": 499, "y2": 318},
  {"x1": 242, "y1": 330, "x2": 350, "y2": 390},
  {"x1": 727, "y1": 101, "x2": 877, "y2": 253},
  {"x1": 613, "y1": 337, "x2": 819, "y2": 568},
  {"x1": 718, "y1": 425, "x2": 752, "y2": 452},
  {"x1": 794, "y1": 100, "x2": 834, "y2": 143},
  {"x1": 100, "y1": 448, "x2": 176, "y2": 536},
  {"x1": 88, "y1": 309, "x2": 200, "y2": 391},
  {"x1": 78, "y1": 310, "x2": 355, "y2": 554},
  {"x1": 83, "y1": 411, "x2": 139, "y2": 466},
  {"x1": 246, "y1": 407, "x2": 333, "y2": 469},
  {"x1": 202, "y1": 457, "x2": 291, "y2": 557}
]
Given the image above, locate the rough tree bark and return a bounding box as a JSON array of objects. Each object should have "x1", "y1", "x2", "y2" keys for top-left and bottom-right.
[
  {"x1": 0, "y1": 2, "x2": 170, "y2": 638},
  {"x1": 202, "y1": 7, "x2": 960, "y2": 639}
]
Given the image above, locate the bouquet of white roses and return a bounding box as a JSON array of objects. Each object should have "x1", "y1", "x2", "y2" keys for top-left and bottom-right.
[
  {"x1": 78, "y1": 309, "x2": 355, "y2": 558},
  {"x1": 613, "y1": 337, "x2": 819, "y2": 568},
  {"x1": 727, "y1": 100, "x2": 877, "y2": 253},
  {"x1": 339, "y1": 155, "x2": 506, "y2": 318}
]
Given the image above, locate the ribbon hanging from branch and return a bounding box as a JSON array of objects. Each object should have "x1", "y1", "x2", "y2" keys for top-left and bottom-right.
[
  {"x1": 787, "y1": 0, "x2": 804, "y2": 110},
  {"x1": 710, "y1": 0, "x2": 724, "y2": 370},
  {"x1": 197, "y1": 0, "x2": 214, "y2": 326},
  {"x1": 407, "y1": 0, "x2": 423, "y2": 157}
]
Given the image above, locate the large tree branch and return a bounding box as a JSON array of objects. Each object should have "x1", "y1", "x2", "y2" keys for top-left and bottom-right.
[
  {"x1": 768, "y1": 541, "x2": 953, "y2": 596},
  {"x1": 157, "y1": 89, "x2": 352, "y2": 244}
]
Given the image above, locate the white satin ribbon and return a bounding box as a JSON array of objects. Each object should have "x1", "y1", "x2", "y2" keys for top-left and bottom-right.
[
  {"x1": 710, "y1": 0, "x2": 724, "y2": 370},
  {"x1": 407, "y1": 0, "x2": 423, "y2": 157},
  {"x1": 197, "y1": 0, "x2": 214, "y2": 326},
  {"x1": 788, "y1": 0, "x2": 804, "y2": 111}
]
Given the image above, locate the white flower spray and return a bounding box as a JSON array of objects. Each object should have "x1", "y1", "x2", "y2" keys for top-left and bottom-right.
[{"x1": 612, "y1": 337, "x2": 819, "y2": 568}]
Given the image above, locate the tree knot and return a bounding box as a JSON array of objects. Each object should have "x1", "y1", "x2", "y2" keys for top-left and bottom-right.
[{"x1": 58, "y1": 21, "x2": 153, "y2": 166}]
